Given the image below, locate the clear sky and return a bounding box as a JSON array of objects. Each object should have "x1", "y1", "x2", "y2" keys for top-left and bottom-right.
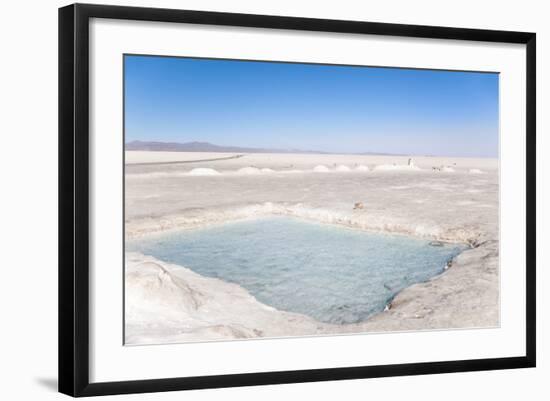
[{"x1": 124, "y1": 55, "x2": 499, "y2": 157}]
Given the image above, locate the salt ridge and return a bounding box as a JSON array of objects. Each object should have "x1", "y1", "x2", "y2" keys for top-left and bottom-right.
[{"x1": 126, "y1": 202, "x2": 480, "y2": 245}]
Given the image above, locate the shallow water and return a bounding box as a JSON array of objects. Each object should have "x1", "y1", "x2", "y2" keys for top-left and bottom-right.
[{"x1": 127, "y1": 217, "x2": 466, "y2": 324}]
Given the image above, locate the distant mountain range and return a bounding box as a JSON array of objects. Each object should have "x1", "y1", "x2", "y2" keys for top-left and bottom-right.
[
  {"x1": 125, "y1": 140, "x2": 402, "y2": 156},
  {"x1": 125, "y1": 140, "x2": 312, "y2": 153}
]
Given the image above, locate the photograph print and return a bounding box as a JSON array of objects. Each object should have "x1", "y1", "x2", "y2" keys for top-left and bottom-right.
[{"x1": 124, "y1": 54, "x2": 499, "y2": 345}]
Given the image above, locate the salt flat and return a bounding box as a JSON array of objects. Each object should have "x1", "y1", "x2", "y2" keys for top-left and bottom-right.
[
  {"x1": 124, "y1": 151, "x2": 499, "y2": 345},
  {"x1": 126, "y1": 150, "x2": 497, "y2": 169}
]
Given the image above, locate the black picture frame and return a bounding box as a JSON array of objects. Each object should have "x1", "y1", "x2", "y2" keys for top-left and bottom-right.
[{"x1": 59, "y1": 3, "x2": 536, "y2": 397}]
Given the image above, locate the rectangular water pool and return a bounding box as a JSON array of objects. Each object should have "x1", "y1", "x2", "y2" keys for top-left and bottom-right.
[{"x1": 127, "y1": 217, "x2": 466, "y2": 324}]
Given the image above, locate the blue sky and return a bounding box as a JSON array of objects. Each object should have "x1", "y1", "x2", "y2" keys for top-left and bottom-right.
[{"x1": 124, "y1": 55, "x2": 499, "y2": 157}]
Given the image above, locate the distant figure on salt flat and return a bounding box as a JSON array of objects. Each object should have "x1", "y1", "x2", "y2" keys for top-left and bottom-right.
[{"x1": 353, "y1": 202, "x2": 364, "y2": 210}]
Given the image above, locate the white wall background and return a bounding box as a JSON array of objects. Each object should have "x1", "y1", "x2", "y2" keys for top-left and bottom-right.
[{"x1": 0, "y1": 0, "x2": 546, "y2": 399}]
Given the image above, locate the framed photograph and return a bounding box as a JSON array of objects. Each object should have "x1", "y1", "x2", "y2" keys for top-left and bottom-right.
[{"x1": 58, "y1": 3, "x2": 536, "y2": 397}]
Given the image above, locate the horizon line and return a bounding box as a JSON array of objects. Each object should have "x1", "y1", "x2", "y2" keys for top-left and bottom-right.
[{"x1": 124, "y1": 140, "x2": 498, "y2": 159}]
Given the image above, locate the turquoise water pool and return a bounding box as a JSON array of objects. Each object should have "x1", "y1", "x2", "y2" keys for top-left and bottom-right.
[{"x1": 127, "y1": 217, "x2": 466, "y2": 324}]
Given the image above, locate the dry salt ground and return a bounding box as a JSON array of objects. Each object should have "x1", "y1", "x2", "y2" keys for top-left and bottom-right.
[{"x1": 124, "y1": 152, "x2": 499, "y2": 344}]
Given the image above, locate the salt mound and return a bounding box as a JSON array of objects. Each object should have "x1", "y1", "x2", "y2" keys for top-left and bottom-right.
[
  {"x1": 188, "y1": 168, "x2": 221, "y2": 176},
  {"x1": 260, "y1": 168, "x2": 275, "y2": 173},
  {"x1": 335, "y1": 165, "x2": 351, "y2": 172},
  {"x1": 125, "y1": 261, "x2": 202, "y2": 314},
  {"x1": 237, "y1": 167, "x2": 262, "y2": 175},
  {"x1": 441, "y1": 166, "x2": 455, "y2": 173},
  {"x1": 355, "y1": 164, "x2": 369, "y2": 172},
  {"x1": 313, "y1": 165, "x2": 330, "y2": 172},
  {"x1": 469, "y1": 168, "x2": 485, "y2": 174}
]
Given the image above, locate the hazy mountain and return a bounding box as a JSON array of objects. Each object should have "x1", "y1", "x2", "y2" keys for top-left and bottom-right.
[
  {"x1": 125, "y1": 140, "x2": 332, "y2": 154},
  {"x1": 125, "y1": 140, "x2": 406, "y2": 156}
]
